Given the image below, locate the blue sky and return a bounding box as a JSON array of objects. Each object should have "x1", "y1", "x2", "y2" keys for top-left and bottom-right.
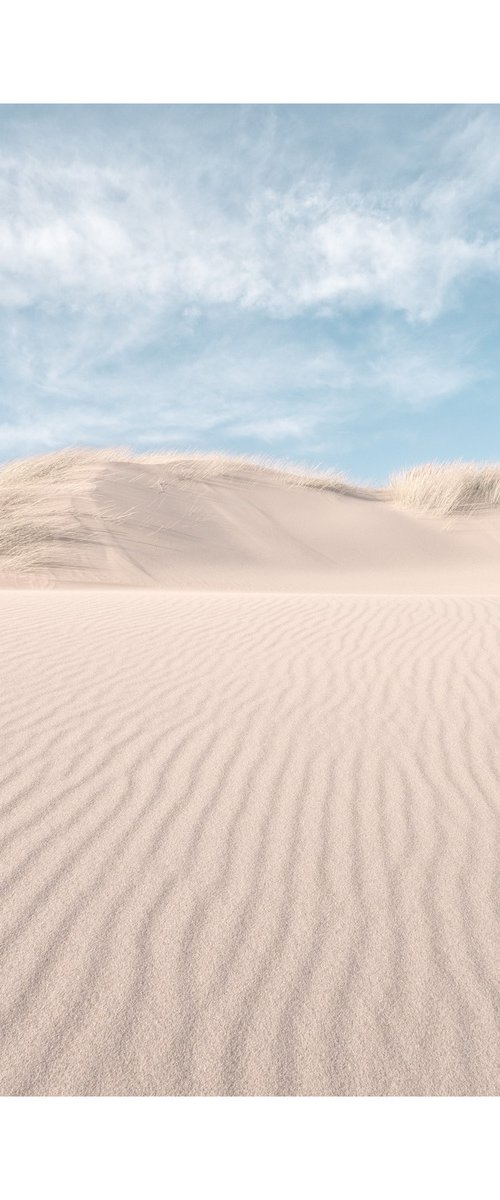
[{"x1": 0, "y1": 103, "x2": 499, "y2": 483}]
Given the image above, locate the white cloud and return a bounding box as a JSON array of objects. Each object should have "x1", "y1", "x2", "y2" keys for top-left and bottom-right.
[
  {"x1": 368, "y1": 348, "x2": 473, "y2": 408},
  {"x1": 227, "y1": 416, "x2": 319, "y2": 441},
  {"x1": 0, "y1": 325, "x2": 357, "y2": 460},
  {"x1": 0, "y1": 106, "x2": 498, "y2": 467},
  {"x1": 2, "y1": 114, "x2": 500, "y2": 325}
]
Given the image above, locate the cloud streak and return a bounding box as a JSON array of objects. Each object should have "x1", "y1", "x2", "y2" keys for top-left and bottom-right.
[
  {"x1": 2, "y1": 109, "x2": 500, "y2": 322},
  {"x1": 0, "y1": 105, "x2": 498, "y2": 476}
]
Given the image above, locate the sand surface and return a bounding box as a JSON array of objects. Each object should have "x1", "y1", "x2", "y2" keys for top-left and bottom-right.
[{"x1": 1, "y1": 588, "x2": 498, "y2": 1095}]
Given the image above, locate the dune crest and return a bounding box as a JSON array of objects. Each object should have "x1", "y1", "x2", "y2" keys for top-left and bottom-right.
[{"x1": 0, "y1": 450, "x2": 499, "y2": 591}]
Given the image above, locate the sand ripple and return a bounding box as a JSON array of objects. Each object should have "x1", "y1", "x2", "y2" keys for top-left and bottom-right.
[{"x1": 0, "y1": 591, "x2": 498, "y2": 1094}]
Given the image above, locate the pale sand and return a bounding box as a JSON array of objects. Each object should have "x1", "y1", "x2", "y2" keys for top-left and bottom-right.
[
  {"x1": 0, "y1": 589, "x2": 498, "y2": 1095},
  {"x1": 1, "y1": 457, "x2": 500, "y2": 591},
  {"x1": 1, "y1": 459, "x2": 499, "y2": 1094}
]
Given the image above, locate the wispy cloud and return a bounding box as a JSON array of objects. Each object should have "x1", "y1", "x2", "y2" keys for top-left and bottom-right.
[
  {"x1": 2, "y1": 108, "x2": 500, "y2": 322},
  {"x1": 0, "y1": 105, "x2": 499, "y2": 474}
]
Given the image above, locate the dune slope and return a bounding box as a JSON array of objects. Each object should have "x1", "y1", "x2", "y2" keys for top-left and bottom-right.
[
  {"x1": 0, "y1": 589, "x2": 498, "y2": 1096},
  {"x1": 1, "y1": 455, "x2": 499, "y2": 591}
]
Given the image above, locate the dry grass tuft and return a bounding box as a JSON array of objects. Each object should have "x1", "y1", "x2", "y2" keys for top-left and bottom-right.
[
  {"x1": 389, "y1": 461, "x2": 500, "y2": 515},
  {"x1": 0, "y1": 449, "x2": 124, "y2": 571},
  {"x1": 144, "y1": 451, "x2": 355, "y2": 492},
  {"x1": 0, "y1": 453, "x2": 85, "y2": 572}
]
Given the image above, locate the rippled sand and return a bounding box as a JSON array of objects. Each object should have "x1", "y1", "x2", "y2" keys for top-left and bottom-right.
[{"x1": 0, "y1": 590, "x2": 498, "y2": 1095}]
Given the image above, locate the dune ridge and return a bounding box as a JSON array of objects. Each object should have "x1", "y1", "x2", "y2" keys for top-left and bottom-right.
[
  {"x1": 0, "y1": 589, "x2": 498, "y2": 1096},
  {"x1": 0, "y1": 450, "x2": 499, "y2": 590}
]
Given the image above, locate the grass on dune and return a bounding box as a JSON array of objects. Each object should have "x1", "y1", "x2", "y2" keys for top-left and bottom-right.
[
  {"x1": 0, "y1": 449, "x2": 135, "y2": 570},
  {"x1": 145, "y1": 451, "x2": 356, "y2": 492},
  {"x1": 389, "y1": 461, "x2": 500, "y2": 516},
  {"x1": 0, "y1": 447, "x2": 352, "y2": 488},
  {"x1": 1, "y1": 449, "x2": 499, "y2": 572},
  {"x1": 0, "y1": 453, "x2": 90, "y2": 570},
  {"x1": 0, "y1": 448, "x2": 352, "y2": 572}
]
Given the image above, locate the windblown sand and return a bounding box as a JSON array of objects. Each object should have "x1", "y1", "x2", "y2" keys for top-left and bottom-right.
[{"x1": 1, "y1": 588, "x2": 498, "y2": 1095}]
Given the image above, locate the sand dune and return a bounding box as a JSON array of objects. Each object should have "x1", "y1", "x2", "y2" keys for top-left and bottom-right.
[
  {"x1": 0, "y1": 453, "x2": 499, "y2": 1094},
  {"x1": 0, "y1": 452, "x2": 499, "y2": 591},
  {"x1": 0, "y1": 589, "x2": 498, "y2": 1095}
]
